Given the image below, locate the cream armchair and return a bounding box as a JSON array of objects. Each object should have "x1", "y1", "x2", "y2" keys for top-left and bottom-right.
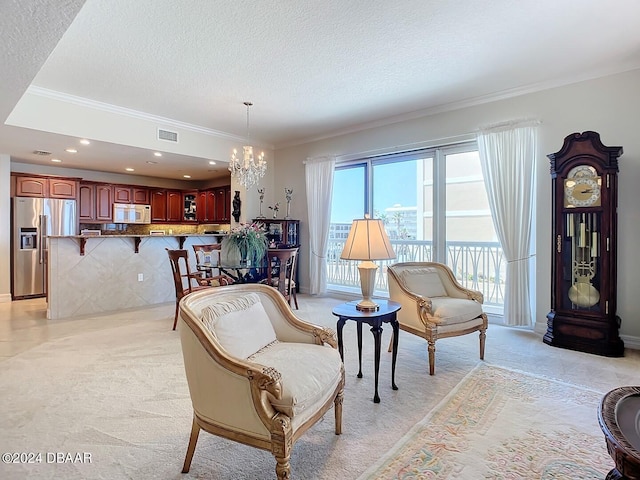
[
  {"x1": 387, "y1": 262, "x2": 487, "y2": 375},
  {"x1": 178, "y1": 283, "x2": 345, "y2": 480}
]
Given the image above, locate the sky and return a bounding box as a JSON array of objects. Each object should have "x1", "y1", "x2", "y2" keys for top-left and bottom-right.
[{"x1": 331, "y1": 161, "x2": 417, "y2": 223}]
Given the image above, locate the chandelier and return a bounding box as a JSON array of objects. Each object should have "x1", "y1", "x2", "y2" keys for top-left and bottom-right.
[{"x1": 229, "y1": 101, "x2": 266, "y2": 189}]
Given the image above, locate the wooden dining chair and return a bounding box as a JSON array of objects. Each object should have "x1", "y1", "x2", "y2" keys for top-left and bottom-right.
[
  {"x1": 192, "y1": 243, "x2": 235, "y2": 285},
  {"x1": 262, "y1": 247, "x2": 299, "y2": 309},
  {"x1": 192, "y1": 243, "x2": 222, "y2": 276},
  {"x1": 166, "y1": 248, "x2": 230, "y2": 330}
]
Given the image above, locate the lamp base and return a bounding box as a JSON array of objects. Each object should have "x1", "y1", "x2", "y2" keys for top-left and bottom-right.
[
  {"x1": 356, "y1": 299, "x2": 380, "y2": 312},
  {"x1": 357, "y1": 260, "x2": 380, "y2": 312}
]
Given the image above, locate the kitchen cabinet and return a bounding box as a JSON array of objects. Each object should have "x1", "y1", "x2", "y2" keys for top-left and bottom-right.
[
  {"x1": 14, "y1": 175, "x2": 76, "y2": 199},
  {"x1": 132, "y1": 187, "x2": 149, "y2": 204},
  {"x1": 195, "y1": 186, "x2": 230, "y2": 223},
  {"x1": 111, "y1": 185, "x2": 149, "y2": 205},
  {"x1": 113, "y1": 185, "x2": 132, "y2": 203},
  {"x1": 183, "y1": 191, "x2": 197, "y2": 222},
  {"x1": 78, "y1": 182, "x2": 113, "y2": 222},
  {"x1": 150, "y1": 189, "x2": 182, "y2": 222},
  {"x1": 79, "y1": 183, "x2": 96, "y2": 221},
  {"x1": 197, "y1": 189, "x2": 220, "y2": 222},
  {"x1": 150, "y1": 190, "x2": 167, "y2": 222},
  {"x1": 95, "y1": 184, "x2": 113, "y2": 221},
  {"x1": 214, "y1": 186, "x2": 231, "y2": 222},
  {"x1": 167, "y1": 190, "x2": 182, "y2": 222},
  {"x1": 49, "y1": 178, "x2": 77, "y2": 198},
  {"x1": 15, "y1": 176, "x2": 47, "y2": 197}
]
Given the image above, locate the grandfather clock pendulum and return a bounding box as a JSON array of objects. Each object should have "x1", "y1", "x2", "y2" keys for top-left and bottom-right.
[{"x1": 544, "y1": 131, "x2": 624, "y2": 356}]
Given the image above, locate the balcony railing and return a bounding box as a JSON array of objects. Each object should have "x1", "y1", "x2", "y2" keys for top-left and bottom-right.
[{"x1": 326, "y1": 239, "x2": 506, "y2": 306}]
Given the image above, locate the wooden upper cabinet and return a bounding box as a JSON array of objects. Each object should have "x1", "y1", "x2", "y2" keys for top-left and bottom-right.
[
  {"x1": 132, "y1": 187, "x2": 149, "y2": 204},
  {"x1": 167, "y1": 190, "x2": 182, "y2": 222},
  {"x1": 79, "y1": 183, "x2": 96, "y2": 221},
  {"x1": 197, "y1": 190, "x2": 217, "y2": 222},
  {"x1": 15, "y1": 176, "x2": 48, "y2": 197},
  {"x1": 113, "y1": 186, "x2": 132, "y2": 204},
  {"x1": 95, "y1": 184, "x2": 113, "y2": 221},
  {"x1": 14, "y1": 176, "x2": 77, "y2": 198},
  {"x1": 150, "y1": 190, "x2": 167, "y2": 222},
  {"x1": 114, "y1": 185, "x2": 149, "y2": 204},
  {"x1": 214, "y1": 186, "x2": 231, "y2": 222},
  {"x1": 49, "y1": 178, "x2": 76, "y2": 198}
]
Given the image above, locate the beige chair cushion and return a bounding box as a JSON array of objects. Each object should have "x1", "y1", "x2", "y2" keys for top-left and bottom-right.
[
  {"x1": 201, "y1": 293, "x2": 277, "y2": 358},
  {"x1": 249, "y1": 342, "x2": 343, "y2": 418},
  {"x1": 429, "y1": 297, "x2": 484, "y2": 326},
  {"x1": 400, "y1": 267, "x2": 447, "y2": 298}
]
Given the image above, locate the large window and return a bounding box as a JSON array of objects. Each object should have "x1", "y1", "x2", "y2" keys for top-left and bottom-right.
[{"x1": 328, "y1": 142, "x2": 506, "y2": 309}]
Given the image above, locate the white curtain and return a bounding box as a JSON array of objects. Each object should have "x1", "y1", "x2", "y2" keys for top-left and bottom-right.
[
  {"x1": 477, "y1": 121, "x2": 538, "y2": 327},
  {"x1": 305, "y1": 156, "x2": 335, "y2": 294}
]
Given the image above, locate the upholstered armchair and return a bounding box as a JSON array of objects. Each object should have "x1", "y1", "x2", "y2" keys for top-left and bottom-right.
[
  {"x1": 178, "y1": 283, "x2": 345, "y2": 480},
  {"x1": 387, "y1": 262, "x2": 487, "y2": 375}
]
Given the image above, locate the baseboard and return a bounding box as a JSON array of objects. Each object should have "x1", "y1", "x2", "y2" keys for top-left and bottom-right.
[
  {"x1": 620, "y1": 334, "x2": 640, "y2": 350},
  {"x1": 0, "y1": 293, "x2": 12, "y2": 303},
  {"x1": 534, "y1": 320, "x2": 640, "y2": 351}
]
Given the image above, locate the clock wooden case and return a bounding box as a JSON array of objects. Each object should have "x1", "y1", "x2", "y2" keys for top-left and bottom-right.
[{"x1": 544, "y1": 131, "x2": 624, "y2": 356}]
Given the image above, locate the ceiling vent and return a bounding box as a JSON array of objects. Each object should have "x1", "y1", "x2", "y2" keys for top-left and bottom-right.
[
  {"x1": 157, "y1": 128, "x2": 178, "y2": 143},
  {"x1": 33, "y1": 150, "x2": 51, "y2": 156}
]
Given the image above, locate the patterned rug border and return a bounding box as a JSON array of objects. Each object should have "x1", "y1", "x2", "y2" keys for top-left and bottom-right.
[{"x1": 358, "y1": 362, "x2": 608, "y2": 479}]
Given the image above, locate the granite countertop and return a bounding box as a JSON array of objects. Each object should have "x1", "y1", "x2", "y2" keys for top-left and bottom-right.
[{"x1": 49, "y1": 233, "x2": 228, "y2": 238}]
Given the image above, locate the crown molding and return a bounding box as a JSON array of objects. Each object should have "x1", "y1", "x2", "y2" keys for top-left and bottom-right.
[
  {"x1": 277, "y1": 64, "x2": 640, "y2": 150},
  {"x1": 27, "y1": 86, "x2": 275, "y2": 150}
]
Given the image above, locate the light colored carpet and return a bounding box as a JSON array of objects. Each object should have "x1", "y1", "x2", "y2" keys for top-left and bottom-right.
[
  {"x1": 0, "y1": 296, "x2": 636, "y2": 479},
  {"x1": 359, "y1": 364, "x2": 614, "y2": 479}
]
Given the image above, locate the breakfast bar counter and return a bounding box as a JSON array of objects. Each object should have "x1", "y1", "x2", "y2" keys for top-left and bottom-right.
[
  {"x1": 46, "y1": 234, "x2": 226, "y2": 320},
  {"x1": 50, "y1": 233, "x2": 227, "y2": 255}
]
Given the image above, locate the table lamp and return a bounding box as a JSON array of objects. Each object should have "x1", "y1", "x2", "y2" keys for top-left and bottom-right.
[{"x1": 340, "y1": 215, "x2": 396, "y2": 311}]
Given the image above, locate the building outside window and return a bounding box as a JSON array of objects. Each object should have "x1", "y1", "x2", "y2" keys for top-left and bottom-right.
[{"x1": 327, "y1": 142, "x2": 506, "y2": 315}]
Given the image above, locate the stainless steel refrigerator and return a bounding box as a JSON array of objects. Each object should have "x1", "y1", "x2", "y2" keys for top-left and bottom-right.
[{"x1": 12, "y1": 197, "x2": 77, "y2": 299}]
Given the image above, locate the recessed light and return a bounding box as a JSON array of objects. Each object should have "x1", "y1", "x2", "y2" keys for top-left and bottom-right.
[
  {"x1": 125, "y1": 168, "x2": 135, "y2": 172},
  {"x1": 154, "y1": 152, "x2": 162, "y2": 157},
  {"x1": 79, "y1": 139, "x2": 90, "y2": 145},
  {"x1": 209, "y1": 161, "x2": 216, "y2": 165},
  {"x1": 51, "y1": 158, "x2": 62, "y2": 163},
  {"x1": 146, "y1": 161, "x2": 158, "y2": 165},
  {"x1": 65, "y1": 148, "x2": 77, "y2": 153},
  {"x1": 183, "y1": 175, "x2": 191, "y2": 179}
]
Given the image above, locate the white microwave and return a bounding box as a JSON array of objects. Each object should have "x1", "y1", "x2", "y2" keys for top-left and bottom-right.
[{"x1": 113, "y1": 203, "x2": 151, "y2": 224}]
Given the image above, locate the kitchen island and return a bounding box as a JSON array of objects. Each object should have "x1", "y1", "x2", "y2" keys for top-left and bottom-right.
[{"x1": 46, "y1": 234, "x2": 226, "y2": 320}]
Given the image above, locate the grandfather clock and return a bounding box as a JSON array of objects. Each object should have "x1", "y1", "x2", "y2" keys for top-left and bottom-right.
[{"x1": 544, "y1": 131, "x2": 624, "y2": 356}]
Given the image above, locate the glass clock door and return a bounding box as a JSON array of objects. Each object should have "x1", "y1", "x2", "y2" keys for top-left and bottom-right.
[{"x1": 560, "y1": 211, "x2": 601, "y2": 311}]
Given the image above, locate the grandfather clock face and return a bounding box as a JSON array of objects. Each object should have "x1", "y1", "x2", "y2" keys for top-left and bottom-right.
[
  {"x1": 564, "y1": 165, "x2": 601, "y2": 208},
  {"x1": 560, "y1": 165, "x2": 602, "y2": 311}
]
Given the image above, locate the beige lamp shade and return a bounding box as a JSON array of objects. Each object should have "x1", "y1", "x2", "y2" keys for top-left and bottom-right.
[
  {"x1": 340, "y1": 217, "x2": 395, "y2": 261},
  {"x1": 340, "y1": 216, "x2": 395, "y2": 311}
]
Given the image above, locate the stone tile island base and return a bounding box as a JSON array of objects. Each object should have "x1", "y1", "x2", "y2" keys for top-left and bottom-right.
[{"x1": 46, "y1": 235, "x2": 223, "y2": 320}]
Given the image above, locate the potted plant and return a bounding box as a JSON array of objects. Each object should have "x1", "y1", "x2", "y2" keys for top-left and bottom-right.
[{"x1": 222, "y1": 222, "x2": 268, "y2": 266}]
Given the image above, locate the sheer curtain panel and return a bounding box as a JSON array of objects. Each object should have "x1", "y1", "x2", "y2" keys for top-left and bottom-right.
[
  {"x1": 305, "y1": 156, "x2": 335, "y2": 294},
  {"x1": 477, "y1": 121, "x2": 538, "y2": 326}
]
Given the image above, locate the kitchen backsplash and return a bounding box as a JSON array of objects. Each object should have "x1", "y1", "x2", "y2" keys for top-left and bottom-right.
[{"x1": 78, "y1": 223, "x2": 230, "y2": 235}]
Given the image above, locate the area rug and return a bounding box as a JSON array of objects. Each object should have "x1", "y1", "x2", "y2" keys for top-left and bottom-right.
[{"x1": 359, "y1": 364, "x2": 614, "y2": 479}]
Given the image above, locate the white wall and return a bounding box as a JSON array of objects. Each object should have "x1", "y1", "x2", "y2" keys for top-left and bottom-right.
[
  {"x1": 0, "y1": 154, "x2": 10, "y2": 302},
  {"x1": 273, "y1": 68, "x2": 640, "y2": 341}
]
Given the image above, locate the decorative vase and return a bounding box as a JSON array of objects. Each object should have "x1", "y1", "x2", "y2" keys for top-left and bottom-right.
[{"x1": 238, "y1": 243, "x2": 249, "y2": 266}]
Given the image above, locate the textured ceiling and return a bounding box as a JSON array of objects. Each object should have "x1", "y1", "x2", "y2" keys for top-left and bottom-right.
[{"x1": 2, "y1": 0, "x2": 640, "y2": 180}]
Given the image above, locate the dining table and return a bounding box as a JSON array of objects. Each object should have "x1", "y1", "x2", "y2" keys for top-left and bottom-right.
[{"x1": 198, "y1": 260, "x2": 269, "y2": 284}]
